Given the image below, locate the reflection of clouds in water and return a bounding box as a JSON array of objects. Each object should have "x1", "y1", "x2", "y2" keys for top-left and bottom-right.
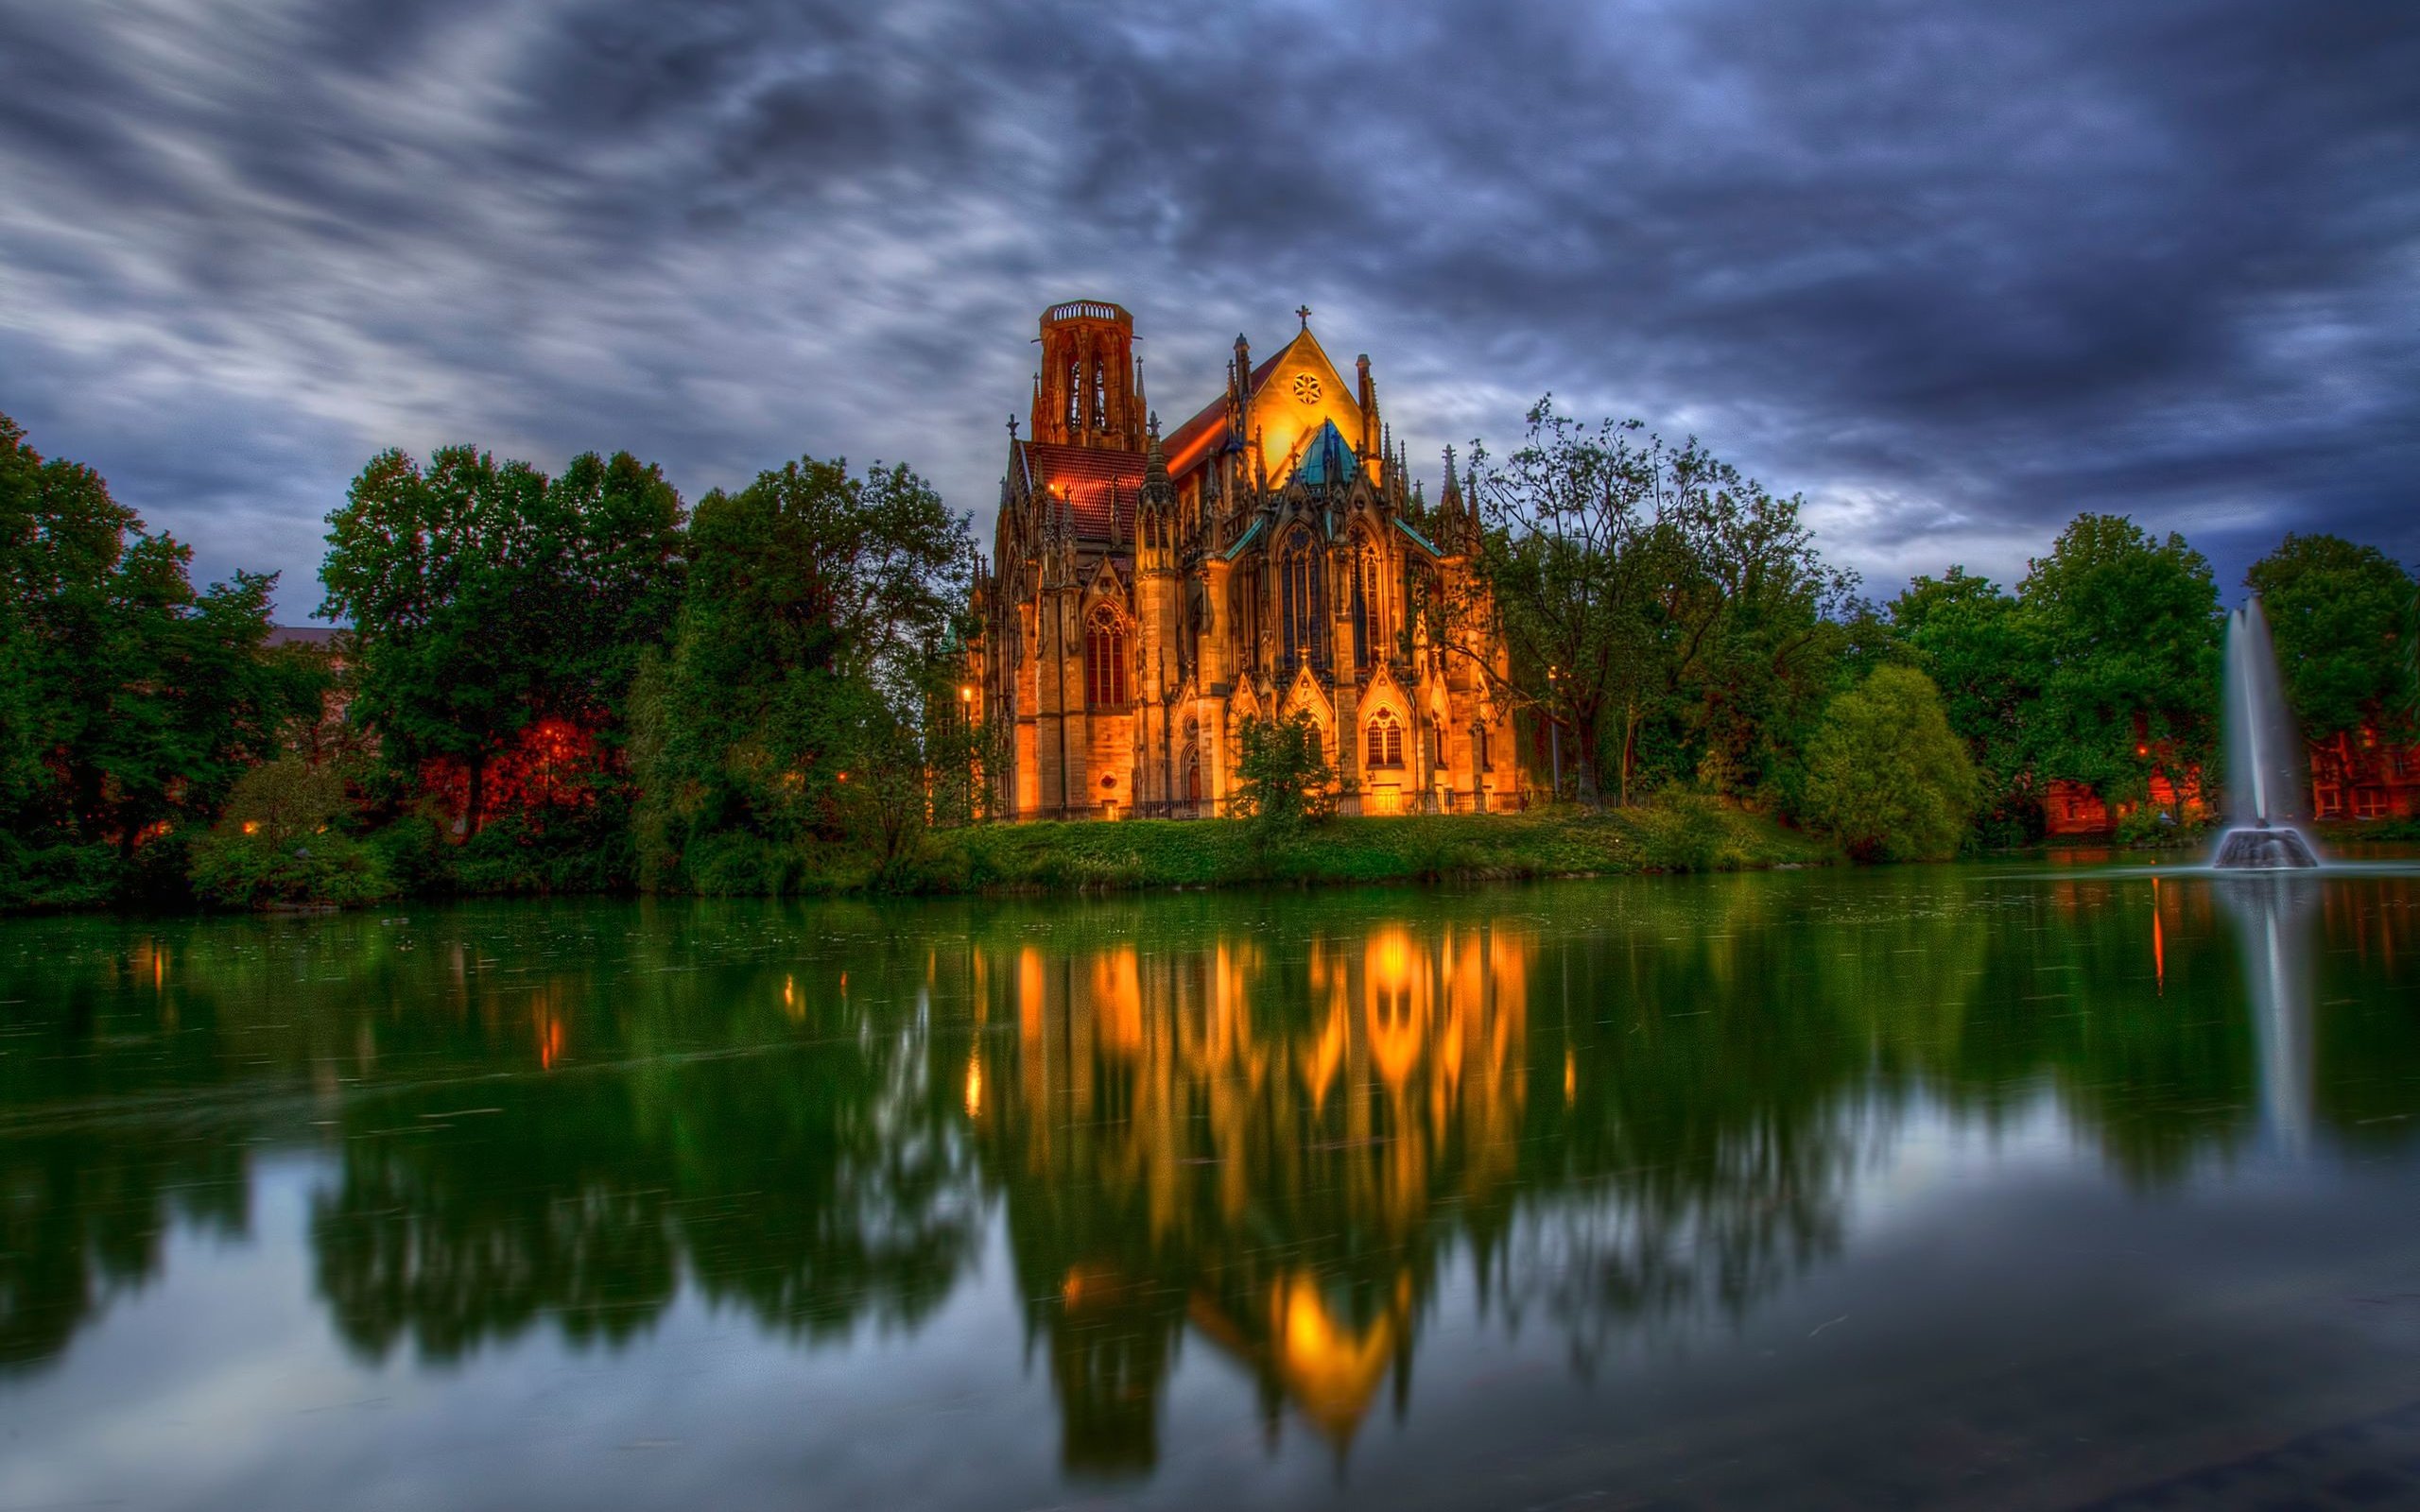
[{"x1": 7, "y1": 876, "x2": 2417, "y2": 1486}]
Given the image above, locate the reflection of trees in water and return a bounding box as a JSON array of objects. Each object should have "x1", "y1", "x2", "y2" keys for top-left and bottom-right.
[
  {"x1": 1, "y1": 875, "x2": 2414, "y2": 1451},
  {"x1": 0, "y1": 936, "x2": 251, "y2": 1376},
  {"x1": 310, "y1": 958, "x2": 982, "y2": 1363},
  {"x1": 2310, "y1": 876, "x2": 2420, "y2": 1138},
  {"x1": 0, "y1": 1131, "x2": 248, "y2": 1375},
  {"x1": 1429, "y1": 882, "x2": 1930, "y2": 1383}
]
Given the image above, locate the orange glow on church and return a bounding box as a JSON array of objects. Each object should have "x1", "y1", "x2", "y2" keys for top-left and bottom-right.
[
  {"x1": 971, "y1": 300, "x2": 1523, "y2": 822},
  {"x1": 974, "y1": 920, "x2": 1531, "y2": 1454}
]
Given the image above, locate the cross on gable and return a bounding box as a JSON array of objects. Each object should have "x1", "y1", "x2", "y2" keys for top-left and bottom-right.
[{"x1": 1296, "y1": 305, "x2": 1312, "y2": 330}]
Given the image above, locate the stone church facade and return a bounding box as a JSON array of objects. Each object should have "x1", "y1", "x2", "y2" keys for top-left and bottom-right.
[{"x1": 970, "y1": 300, "x2": 1520, "y2": 820}]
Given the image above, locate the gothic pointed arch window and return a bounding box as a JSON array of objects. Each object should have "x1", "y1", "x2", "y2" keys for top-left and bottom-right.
[
  {"x1": 1348, "y1": 530, "x2": 1387, "y2": 672},
  {"x1": 1366, "y1": 706, "x2": 1405, "y2": 768},
  {"x1": 1279, "y1": 531, "x2": 1324, "y2": 671},
  {"x1": 1067, "y1": 363, "x2": 1082, "y2": 433},
  {"x1": 1084, "y1": 604, "x2": 1129, "y2": 708},
  {"x1": 1093, "y1": 359, "x2": 1109, "y2": 431},
  {"x1": 1232, "y1": 565, "x2": 1261, "y2": 671}
]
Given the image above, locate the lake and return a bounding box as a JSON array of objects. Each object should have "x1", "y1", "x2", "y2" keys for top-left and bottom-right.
[{"x1": 3, "y1": 862, "x2": 2418, "y2": 1510}]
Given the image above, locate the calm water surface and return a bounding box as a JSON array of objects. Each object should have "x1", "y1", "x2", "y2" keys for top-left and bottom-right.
[{"x1": 3, "y1": 863, "x2": 2419, "y2": 1510}]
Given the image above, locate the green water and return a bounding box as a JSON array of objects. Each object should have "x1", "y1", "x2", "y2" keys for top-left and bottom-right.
[{"x1": 3, "y1": 863, "x2": 2418, "y2": 1509}]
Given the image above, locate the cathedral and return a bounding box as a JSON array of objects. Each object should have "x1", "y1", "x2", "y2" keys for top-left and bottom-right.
[{"x1": 971, "y1": 300, "x2": 1521, "y2": 820}]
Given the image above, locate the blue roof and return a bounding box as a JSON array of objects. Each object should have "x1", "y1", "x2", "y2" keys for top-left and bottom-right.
[
  {"x1": 1219, "y1": 514, "x2": 1267, "y2": 561},
  {"x1": 1393, "y1": 516, "x2": 1442, "y2": 557},
  {"x1": 1291, "y1": 421, "x2": 1356, "y2": 487}
]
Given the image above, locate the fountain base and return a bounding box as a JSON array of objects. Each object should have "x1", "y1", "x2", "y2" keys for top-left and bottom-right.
[{"x1": 2214, "y1": 826, "x2": 2320, "y2": 870}]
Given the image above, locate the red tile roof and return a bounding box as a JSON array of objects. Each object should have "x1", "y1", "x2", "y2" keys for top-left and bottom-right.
[
  {"x1": 1165, "y1": 348, "x2": 1284, "y2": 480},
  {"x1": 1024, "y1": 441, "x2": 1146, "y2": 542}
]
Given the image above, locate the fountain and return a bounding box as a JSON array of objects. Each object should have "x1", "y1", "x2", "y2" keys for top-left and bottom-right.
[{"x1": 2213, "y1": 597, "x2": 2321, "y2": 869}]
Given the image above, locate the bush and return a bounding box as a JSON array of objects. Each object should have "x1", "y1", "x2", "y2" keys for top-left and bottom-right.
[
  {"x1": 1621, "y1": 791, "x2": 1774, "y2": 871},
  {"x1": 118, "y1": 828, "x2": 200, "y2": 908},
  {"x1": 0, "y1": 838, "x2": 124, "y2": 912},
  {"x1": 2113, "y1": 806, "x2": 2209, "y2": 850},
  {"x1": 189, "y1": 830, "x2": 393, "y2": 908},
  {"x1": 188, "y1": 755, "x2": 393, "y2": 908},
  {"x1": 364, "y1": 813, "x2": 455, "y2": 895},
  {"x1": 1801, "y1": 666, "x2": 1979, "y2": 862},
  {"x1": 451, "y1": 799, "x2": 638, "y2": 895},
  {"x1": 1228, "y1": 713, "x2": 1335, "y2": 835},
  {"x1": 220, "y1": 756, "x2": 354, "y2": 841}
]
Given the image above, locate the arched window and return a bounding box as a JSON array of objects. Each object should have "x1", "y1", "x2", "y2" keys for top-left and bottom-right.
[
  {"x1": 1084, "y1": 606, "x2": 1129, "y2": 708},
  {"x1": 1093, "y1": 359, "x2": 1108, "y2": 430},
  {"x1": 1232, "y1": 566, "x2": 1264, "y2": 671},
  {"x1": 1349, "y1": 535, "x2": 1385, "y2": 671},
  {"x1": 1366, "y1": 707, "x2": 1404, "y2": 768},
  {"x1": 1280, "y1": 534, "x2": 1323, "y2": 670},
  {"x1": 1067, "y1": 363, "x2": 1082, "y2": 432}
]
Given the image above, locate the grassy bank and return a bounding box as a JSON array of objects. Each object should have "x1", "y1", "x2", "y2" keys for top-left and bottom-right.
[
  {"x1": 908, "y1": 796, "x2": 1833, "y2": 895},
  {"x1": 0, "y1": 796, "x2": 1833, "y2": 915}
]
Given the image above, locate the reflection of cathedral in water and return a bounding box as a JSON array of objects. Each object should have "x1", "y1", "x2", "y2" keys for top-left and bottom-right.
[{"x1": 964, "y1": 924, "x2": 1529, "y2": 1469}]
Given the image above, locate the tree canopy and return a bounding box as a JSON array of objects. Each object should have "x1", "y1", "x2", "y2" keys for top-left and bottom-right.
[
  {"x1": 1448, "y1": 398, "x2": 1858, "y2": 808},
  {"x1": 1, "y1": 411, "x2": 320, "y2": 900},
  {"x1": 320, "y1": 443, "x2": 684, "y2": 829},
  {"x1": 631, "y1": 456, "x2": 974, "y2": 888},
  {"x1": 1802, "y1": 666, "x2": 1979, "y2": 862},
  {"x1": 2246, "y1": 533, "x2": 2416, "y2": 745},
  {"x1": 2017, "y1": 514, "x2": 2221, "y2": 804},
  {"x1": 1891, "y1": 515, "x2": 2224, "y2": 839}
]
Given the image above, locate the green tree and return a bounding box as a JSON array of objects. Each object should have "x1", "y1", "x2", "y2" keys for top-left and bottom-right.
[
  {"x1": 1227, "y1": 711, "x2": 1335, "y2": 833},
  {"x1": 0, "y1": 412, "x2": 319, "y2": 896},
  {"x1": 1449, "y1": 399, "x2": 1850, "y2": 806},
  {"x1": 1802, "y1": 666, "x2": 1979, "y2": 862},
  {"x1": 320, "y1": 445, "x2": 683, "y2": 832},
  {"x1": 2245, "y1": 533, "x2": 2416, "y2": 745},
  {"x1": 632, "y1": 456, "x2": 973, "y2": 886},
  {"x1": 1890, "y1": 568, "x2": 2041, "y2": 842},
  {"x1": 2016, "y1": 514, "x2": 2221, "y2": 809}
]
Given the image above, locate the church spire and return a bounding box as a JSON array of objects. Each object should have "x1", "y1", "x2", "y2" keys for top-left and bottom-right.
[
  {"x1": 1143, "y1": 411, "x2": 1171, "y2": 492},
  {"x1": 1440, "y1": 445, "x2": 1475, "y2": 551},
  {"x1": 1137, "y1": 412, "x2": 1176, "y2": 564}
]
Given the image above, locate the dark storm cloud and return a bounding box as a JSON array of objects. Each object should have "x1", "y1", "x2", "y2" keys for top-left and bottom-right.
[{"x1": 0, "y1": 0, "x2": 2411, "y2": 616}]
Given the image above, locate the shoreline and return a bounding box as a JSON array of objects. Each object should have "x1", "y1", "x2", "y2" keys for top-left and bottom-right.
[{"x1": 1, "y1": 799, "x2": 1840, "y2": 916}]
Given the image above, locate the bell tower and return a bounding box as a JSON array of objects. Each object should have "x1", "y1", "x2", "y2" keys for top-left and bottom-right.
[{"x1": 1031, "y1": 301, "x2": 1146, "y2": 453}]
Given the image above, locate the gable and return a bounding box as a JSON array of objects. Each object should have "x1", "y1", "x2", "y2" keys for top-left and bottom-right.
[{"x1": 1247, "y1": 330, "x2": 1374, "y2": 490}]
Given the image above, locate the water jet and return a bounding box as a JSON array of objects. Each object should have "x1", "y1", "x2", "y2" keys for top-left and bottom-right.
[{"x1": 2212, "y1": 596, "x2": 2322, "y2": 869}]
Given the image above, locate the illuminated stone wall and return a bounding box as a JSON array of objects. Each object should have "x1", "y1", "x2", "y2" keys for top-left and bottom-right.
[{"x1": 975, "y1": 301, "x2": 1523, "y2": 820}]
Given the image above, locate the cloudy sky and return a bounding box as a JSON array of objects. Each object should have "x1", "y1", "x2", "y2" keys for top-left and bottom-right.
[{"x1": 2, "y1": 0, "x2": 2412, "y2": 620}]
